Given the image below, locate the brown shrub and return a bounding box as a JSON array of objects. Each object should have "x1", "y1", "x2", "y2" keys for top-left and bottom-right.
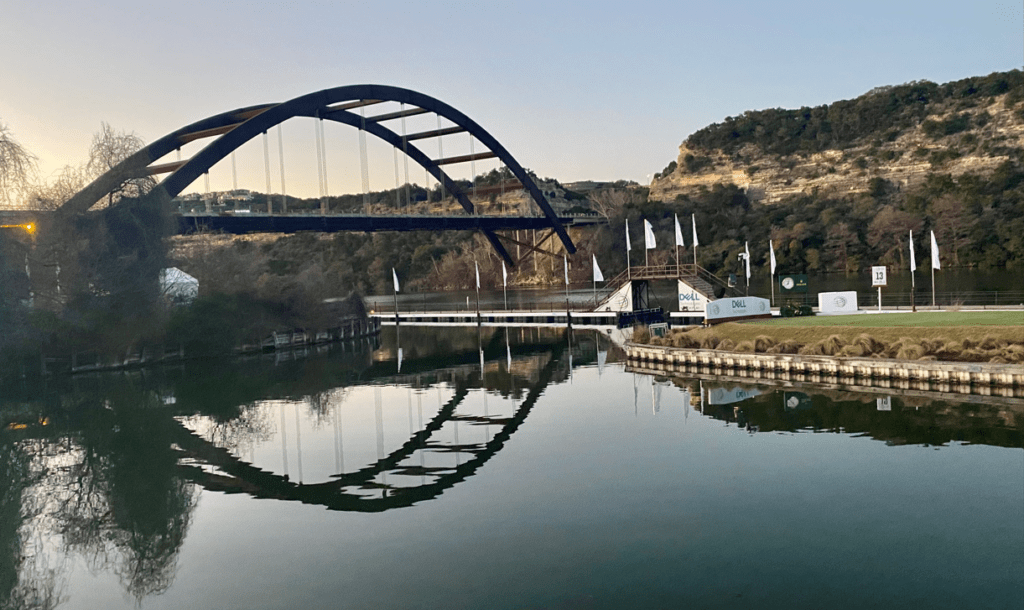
[
  {"x1": 735, "y1": 340, "x2": 755, "y2": 352},
  {"x1": 885, "y1": 337, "x2": 917, "y2": 358},
  {"x1": 672, "y1": 333, "x2": 700, "y2": 349},
  {"x1": 775, "y1": 339, "x2": 802, "y2": 354},
  {"x1": 819, "y1": 335, "x2": 847, "y2": 356},
  {"x1": 840, "y1": 344, "x2": 867, "y2": 357},
  {"x1": 1000, "y1": 345, "x2": 1024, "y2": 364},
  {"x1": 919, "y1": 338, "x2": 945, "y2": 355},
  {"x1": 632, "y1": 325, "x2": 650, "y2": 343},
  {"x1": 754, "y1": 335, "x2": 777, "y2": 352},
  {"x1": 895, "y1": 344, "x2": 925, "y2": 360},
  {"x1": 717, "y1": 339, "x2": 737, "y2": 351},
  {"x1": 960, "y1": 348, "x2": 990, "y2": 362},
  {"x1": 700, "y1": 335, "x2": 721, "y2": 349},
  {"x1": 852, "y1": 333, "x2": 886, "y2": 355},
  {"x1": 979, "y1": 336, "x2": 1006, "y2": 350}
]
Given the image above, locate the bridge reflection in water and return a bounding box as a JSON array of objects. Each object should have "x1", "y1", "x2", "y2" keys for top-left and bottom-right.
[
  {"x1": 167, "y1": 326, "x2": 603, "y2": 512},
  {"x1": 2, "y1": 325, "x2": 1022, "y2": 607}
]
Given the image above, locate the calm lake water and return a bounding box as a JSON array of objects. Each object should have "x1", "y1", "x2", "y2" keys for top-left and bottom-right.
[{"x1": 2, "y1": 326, "x2": 1022, "y2": 609}]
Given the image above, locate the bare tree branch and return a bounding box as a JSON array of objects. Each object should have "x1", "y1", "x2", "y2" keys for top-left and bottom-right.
[{"x1": 0, "y1": 121, "x2": 38, "y2": 209}]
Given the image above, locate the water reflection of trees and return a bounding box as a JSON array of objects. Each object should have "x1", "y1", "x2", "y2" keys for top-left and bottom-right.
[
  {"x1": 0, "y1": 330, "x2": 588, "y2": 603},
  {"x1": 1, "y1": 437, "x2": 65, "y2": 610},
  {"x1": 2, "y1": 386, "x2": 199, "y2": 605},
  {"x1": 688, "y1": 382, "x2": 1024, "y2": 448}
]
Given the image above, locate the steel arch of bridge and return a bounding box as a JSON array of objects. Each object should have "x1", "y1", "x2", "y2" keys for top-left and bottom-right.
[{"x1": 60, "y1": 85, "x2": 576, "y2": 265}]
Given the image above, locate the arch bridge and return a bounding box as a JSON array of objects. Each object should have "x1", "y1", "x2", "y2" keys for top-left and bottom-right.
[{"x1": 61, "y1": 85, "x2": 582, "y2": 267}]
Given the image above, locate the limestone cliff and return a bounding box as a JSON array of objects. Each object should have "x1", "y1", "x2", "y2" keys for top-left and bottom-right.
[{"x1": 650, "y1": 74, "x2": 1024, "y2": 204}]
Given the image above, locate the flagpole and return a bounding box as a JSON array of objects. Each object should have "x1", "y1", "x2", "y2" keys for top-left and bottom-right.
[
  {"x1": 771, "y1": 270, "x2": 775, "y2": 306},
  {"x1": 930, "y1": 230, "x2": 938, "y2": 308},
  {"x1": 626, "y1": 220, "x2": 631, "y2": 280},
  {"x1": 564, "y1": 256, "x2": 569, "y2": 314},
  {"x1": 692, "y1": 213, "x2": 699, "y2": 270},
  {"x1": 393, "y1": 280, "x2": 399, "y2": 325},
  {"x1": 911, "y1": 267, "x2": 916, "y2": 312}
]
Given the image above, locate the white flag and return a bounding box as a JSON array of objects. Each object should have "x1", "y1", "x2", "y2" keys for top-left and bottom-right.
[
  {"x1": 674, "y1": 214, "x2": 685, "y2": 247},
  {"x1": 397, "y1": 347, "x2": 403, "y2": 372},
  {"x1": 769, "y1": 239, "x2": 777, "y2": 275},
  {"x1": 392, "y1": 268, "x2": 399, "y2": 292},
  {"x1": 909, "y1": 230, "x2": 916, "y2": 272},
  {"x1": 592, "y1": 255, "x2": 604, "y2": 282},
  {"x1": 502, "y1": 260, "x2": 507, "y2": 286},
  {"x1": 475, "y1": 261, "x2": 480, "y2": 289},
  {"x1": 643, "y1": 219, "x2": 656, "y2": 249},
  {"x1": 691, "y1": 213, "x2": 699, "y2": 247},
  {"x1": 744, "y1": 241, "x2": 751, "y2": 280},
  {"x1": 506, "y1": 342, "x2": 512, "y2": 370},
  {"x1": 930, "y1": 230, "x2": 940, "y2": 270},
  {"x1": 625, "y1": 219, "x2": 631, "y2": 251},
  {"x1": 563, "y1": 256, "x2": 569, "y2": 285}
]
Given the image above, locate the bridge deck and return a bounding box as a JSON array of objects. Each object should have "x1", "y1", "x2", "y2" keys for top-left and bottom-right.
[{"x1": 370, "y1": 310, "x2": 706, "y2": 328}]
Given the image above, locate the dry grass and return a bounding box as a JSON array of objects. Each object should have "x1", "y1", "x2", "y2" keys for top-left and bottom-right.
[{"x1": 654, "y1": 318, "x2": 1024, "y2": 364}]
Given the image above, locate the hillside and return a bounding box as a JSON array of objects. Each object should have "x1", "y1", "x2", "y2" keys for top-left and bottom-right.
[{"x1": 651, "y1": 71, "x2": 1024, "y2": 204}]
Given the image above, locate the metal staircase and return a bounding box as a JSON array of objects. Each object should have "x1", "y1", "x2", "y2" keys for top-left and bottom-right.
[{"x1": 594, "y1": 263, "x2": 739, "y2": 311}]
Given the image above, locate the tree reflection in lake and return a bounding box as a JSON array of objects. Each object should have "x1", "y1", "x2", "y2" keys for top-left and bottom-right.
[{"x1": 1, "y1": 327, "x2": 1020, "y2": 608}]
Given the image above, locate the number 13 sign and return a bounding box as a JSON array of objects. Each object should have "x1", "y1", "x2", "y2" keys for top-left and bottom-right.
[{"x1": 872, "y1": 266, "x2": 887, "y2": 287}]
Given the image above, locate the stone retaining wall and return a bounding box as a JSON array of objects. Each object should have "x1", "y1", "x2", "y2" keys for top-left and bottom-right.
[{"x1": 626, "y1": 343, "x2": 1024, "y2": 395}]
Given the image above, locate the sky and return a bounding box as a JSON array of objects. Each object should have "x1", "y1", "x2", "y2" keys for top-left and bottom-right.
[{"x1": 2, "y1": 0, "x2": 1022, "y2": 202}]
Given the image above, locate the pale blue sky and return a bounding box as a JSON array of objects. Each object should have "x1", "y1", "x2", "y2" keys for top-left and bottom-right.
[{"x1": 2, "y1": 0, "x2": 1021, "y2": 200}]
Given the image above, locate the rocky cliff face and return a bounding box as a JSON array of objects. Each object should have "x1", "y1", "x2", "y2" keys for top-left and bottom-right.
[{"x1": 650, "y1": 92, "x2": 1024, "y2": 204}]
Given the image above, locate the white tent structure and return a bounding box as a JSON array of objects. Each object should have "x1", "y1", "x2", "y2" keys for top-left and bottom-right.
[{"x1": 160, "y1": 267, "x2": 198, "y2": 305}]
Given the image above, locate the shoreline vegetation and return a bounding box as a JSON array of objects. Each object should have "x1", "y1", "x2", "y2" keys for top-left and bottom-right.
[{"x1": 638, "y1": 312, "x2": 1024, "y2": 364}]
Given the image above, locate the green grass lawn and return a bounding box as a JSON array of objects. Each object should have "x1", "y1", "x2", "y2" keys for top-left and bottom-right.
[{"x1": 751, "y1": 311, "x2": 1024, "y2": 328}]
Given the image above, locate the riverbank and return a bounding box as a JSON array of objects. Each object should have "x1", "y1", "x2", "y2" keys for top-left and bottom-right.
[
  {"x1": 645, "y1": 311, "x2": 1024, "y2": 364},
  {"x1": 626, "y1": 342, "x2": 1024, "y2": 393}
]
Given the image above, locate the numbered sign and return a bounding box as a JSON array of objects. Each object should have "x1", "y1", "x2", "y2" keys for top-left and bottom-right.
[{"x1": 872, "y1": 266, "x2": 887, "y2": 287}]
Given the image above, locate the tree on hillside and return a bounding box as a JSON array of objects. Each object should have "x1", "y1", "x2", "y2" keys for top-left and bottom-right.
[
  {"x1": 867, "y1": 205, "x2": 922, "y2": 268},
  {"x1": 0, "y1": 121, "x2": 37, "y2": 208},
  {"x1": 930, "y1": 194, "x2": 976, "y2": 266}
]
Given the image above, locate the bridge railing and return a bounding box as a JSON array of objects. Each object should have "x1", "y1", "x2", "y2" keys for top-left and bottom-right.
[
  {"x1": 371, "y1": 298, "x2": 606, "y2": 314},
  {"x1": 596, "y1": 263, "x2": 738, "y2": 304}
]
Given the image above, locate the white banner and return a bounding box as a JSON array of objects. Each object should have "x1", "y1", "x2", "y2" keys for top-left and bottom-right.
[
  {"x1": 818, "y1": 291, "x2": 859, "y2": 314},
  {"x1": 708, "y1": 386, "x2": 760, "y2": 406},
  {"x1": 643, "y1": 219, "x2": 656, "y2": 249},
  {"x1": 596, "y1": 281, "x2": 633, "y2": 312},
  {"x1": 705, "y1": 296, "x2": 771, "y2": 322},
  {"x1": 677, "y1": 279, "x2": 710, "y2": 312}
]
